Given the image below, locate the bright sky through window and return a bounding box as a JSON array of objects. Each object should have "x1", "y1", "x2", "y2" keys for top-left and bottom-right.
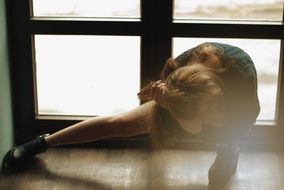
[
  {"x1": 32, "y1": 0, "x2": 140, "y2": 19},
  {"x1": 174, "y1": 0, "x2": 283, "y2": 21},
  {"x1": 34, "y1": 35, "x2": 140, "y2": 116}
]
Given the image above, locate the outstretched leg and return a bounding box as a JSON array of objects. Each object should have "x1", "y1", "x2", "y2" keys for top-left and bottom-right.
[{"x1": 2, "y1": 101, "x2": 156, "y2": 173}]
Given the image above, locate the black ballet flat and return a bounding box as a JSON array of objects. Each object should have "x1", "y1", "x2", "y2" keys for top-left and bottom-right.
[
  {"x1": 1, "y1": 134, "x2": 49, "y2": 174},
  {"x1": 208, "y1": 144, "x2": 240, "y2": 190},
  {"x1": 2, "y1": 147, "x2": 17, "y2": 174}
]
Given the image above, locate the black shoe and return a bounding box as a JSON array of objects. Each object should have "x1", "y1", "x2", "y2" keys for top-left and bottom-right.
[
  {"x1": 208, "y1": 144, "x2": 239, "y2": 190},
  {"x1": 1, "y1": 134, "x2": 49, "y2": 174}
]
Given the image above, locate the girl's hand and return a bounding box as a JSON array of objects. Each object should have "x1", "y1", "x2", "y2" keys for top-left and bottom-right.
[{"x1": 151, "y1": 80, "x2": 168, "y2": 110}]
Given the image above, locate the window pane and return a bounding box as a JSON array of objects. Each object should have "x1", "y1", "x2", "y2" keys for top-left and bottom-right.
[
  {"x1": 173, "y1": 38, "x2": 280, "y2": 122},
  {"x1": 174, "y1": 0, "x2": 283, "y2": 22},
  {"x1": 34, "y1": 35, "x2": 140, "y2": 116},
  {"x1": 32, "y1": 0, "x2": 140, "y2": 20}
]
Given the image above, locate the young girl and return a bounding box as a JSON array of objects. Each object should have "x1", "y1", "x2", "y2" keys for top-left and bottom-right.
[{"x1": 2, "y1": 42, "x2": 260, "y2": 188}]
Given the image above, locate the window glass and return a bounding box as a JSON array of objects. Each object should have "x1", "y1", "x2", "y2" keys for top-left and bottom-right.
[
  {"x1": 173, "y1": 38, "x2": 280, "y2": 122},
  {"x1": 34, "y1": 35, "x2": 140, "y2": 116},
  {"x1": 174, "y1": 0, "x2": 283, "y2": 22},
  {"x1": 32, "y1": 0, "x2": 140, "y2": 20}
]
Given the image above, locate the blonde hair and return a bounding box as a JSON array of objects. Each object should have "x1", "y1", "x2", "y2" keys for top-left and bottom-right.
[
  {"x1": 165, "y1": 64, "x2": 224, "y2": 120},
  {"x1": 138, "y1": 43, "x2": 230, "y2": 148}
]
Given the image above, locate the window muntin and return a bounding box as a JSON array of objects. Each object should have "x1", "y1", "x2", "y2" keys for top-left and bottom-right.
[
  {"x1": 34, "y1": 35, "x2": 140, "y2": 116},
  {"x1": 32, "y1": 0, "x2": 140, "y2": 20},
  {"x1": 174, "y1": 0, "x2": 283, "y2": 22},
  {"x1": 173, "y1": 38, "x2": 280, "y2": 122}
]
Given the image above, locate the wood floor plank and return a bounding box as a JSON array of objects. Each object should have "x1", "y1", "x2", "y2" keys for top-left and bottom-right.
[{"x1": 1, "y1": 148, "x2": 284, "y2": 190}]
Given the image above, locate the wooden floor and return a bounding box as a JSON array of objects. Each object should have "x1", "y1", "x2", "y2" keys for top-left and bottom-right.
[{"x1": 1, "y1": 147, "x2": 284, "y2": 190}]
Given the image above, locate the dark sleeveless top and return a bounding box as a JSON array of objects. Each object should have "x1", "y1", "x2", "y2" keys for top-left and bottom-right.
[{"x1": 161, "y1": 42, "x2": 260, "y2": 143}]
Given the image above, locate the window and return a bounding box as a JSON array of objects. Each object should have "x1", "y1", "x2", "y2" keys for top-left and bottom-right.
[
  {"x1": 34, "y1": 35, "x2": 140, "y2": 116},
  {"x1": 8, "y1": 0, "x2": 284, "y2": 144},
  {"x1": 32, "y1": 0, "x2": 140, "y2": 20},
  {"x1": 174, "y1": 0, "x2": 283, "y2": 22}
]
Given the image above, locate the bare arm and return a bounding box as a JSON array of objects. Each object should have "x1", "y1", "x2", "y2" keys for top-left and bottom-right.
[{"x1": 45, "y1": 101, "x2": 156, "y2": 146}]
